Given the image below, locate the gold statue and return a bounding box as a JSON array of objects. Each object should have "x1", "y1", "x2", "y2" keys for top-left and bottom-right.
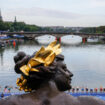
[{"x1": 16, "y1": 41, "x2": 62, "y2": 92}]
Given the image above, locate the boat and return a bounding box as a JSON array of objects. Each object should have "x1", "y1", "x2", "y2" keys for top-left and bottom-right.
[{"x1": 0, "y1": 41, "x2": 5, "y2": 47}]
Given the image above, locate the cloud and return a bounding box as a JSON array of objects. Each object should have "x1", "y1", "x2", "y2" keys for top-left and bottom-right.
[
  {"x1": 90, "y1": 0, "x2": 105, "y2": 7},
  {"x1": 3, "y1": 6, "x2": 105, "y2": 26},
  {"x1": 5, "y1": 7, "x2": 83, "y2": 20}
]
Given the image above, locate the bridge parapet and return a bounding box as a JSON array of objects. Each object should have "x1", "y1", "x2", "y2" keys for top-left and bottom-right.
[{"x1": 1, "y1": 32, "x2": 105, "y2": 38}]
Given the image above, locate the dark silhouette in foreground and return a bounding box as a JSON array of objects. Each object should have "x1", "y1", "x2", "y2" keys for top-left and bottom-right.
[{"x1": 0, "y1": 52, "x2": 105, "y2": 105}]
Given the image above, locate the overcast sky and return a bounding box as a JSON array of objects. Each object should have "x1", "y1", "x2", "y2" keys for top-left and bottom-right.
[{"x1": 0, "y1": 0, "x2": 105, "y2": 27}]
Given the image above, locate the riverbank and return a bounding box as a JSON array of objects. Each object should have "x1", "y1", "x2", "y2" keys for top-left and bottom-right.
[{"x1": 0, "y1": 34, "x2": 24, "y2": 48}]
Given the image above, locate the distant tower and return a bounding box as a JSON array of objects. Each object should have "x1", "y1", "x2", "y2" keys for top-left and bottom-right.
[
  {"x1": 14, "y1": 16, "x2": 17, "y2": 22},
  {"x1": 0, "y1": 9, "x2": 3, "y2": 21}
]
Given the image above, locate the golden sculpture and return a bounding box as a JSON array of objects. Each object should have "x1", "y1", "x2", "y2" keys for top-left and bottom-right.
[{"x1": 16, "y1": 41, "x2": 62, "y2": 92}]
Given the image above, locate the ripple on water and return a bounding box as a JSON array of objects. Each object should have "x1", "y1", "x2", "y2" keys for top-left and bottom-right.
[{"x1": 0, "y1": 38, "x2": 105, "y2": 89}]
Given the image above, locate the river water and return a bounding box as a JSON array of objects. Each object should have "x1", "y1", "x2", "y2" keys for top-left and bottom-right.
[{"x1": 0, "y1": 35, "x2": 105, "y2": 91}]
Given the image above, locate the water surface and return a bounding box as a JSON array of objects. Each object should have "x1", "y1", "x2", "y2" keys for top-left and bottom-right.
[{"x1": 0, "y1": 35, "x2": 105, "y2": 91}]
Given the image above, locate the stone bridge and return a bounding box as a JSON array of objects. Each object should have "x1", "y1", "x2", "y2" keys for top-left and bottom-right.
[
  {"x1": 1, "y1": 32, "x2": 105, "y2": 43},
  {"x1": 1, "y1": 32, "x2": 105, "y2": 38}
]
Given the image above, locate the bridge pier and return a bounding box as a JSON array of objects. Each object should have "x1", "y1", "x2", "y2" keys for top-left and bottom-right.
[
  {"x1": 82, "y1": 37, "x2": 87, "y2": 43},
  {"x1": 55, "y1": 37, "x2": 61, "y2": 43}
]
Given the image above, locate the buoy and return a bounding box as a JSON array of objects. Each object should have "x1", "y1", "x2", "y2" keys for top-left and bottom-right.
[
  {"x1": 13, "y1": 40, "x2": 16, "y2": 47},
  {"x1": 59, "y1": 37, "x2": 61, "y2": 43},
  {"x1": 55, "y1": 37, "x2": 57, "y2": 41}
]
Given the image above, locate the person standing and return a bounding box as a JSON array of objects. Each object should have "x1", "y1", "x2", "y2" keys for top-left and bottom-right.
[{"x1": 1, "y1": 93, "x2": 4, "y2": 99}]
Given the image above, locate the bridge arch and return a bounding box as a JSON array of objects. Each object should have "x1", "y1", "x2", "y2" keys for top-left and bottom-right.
[
  {"x1": 35, "y1": 35, "x2": 55, "y2": 44},
  {"x1": 35, "y1": 34, "x2": 56, "y2": 38},
  {"x1": 61, "y1": 35, "x2": 82, "y2": 44}
]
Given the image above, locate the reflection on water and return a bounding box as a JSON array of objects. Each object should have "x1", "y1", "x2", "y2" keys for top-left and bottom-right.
[{"x1": 0, "y1": 35, "x2": 105, "y2": 89}]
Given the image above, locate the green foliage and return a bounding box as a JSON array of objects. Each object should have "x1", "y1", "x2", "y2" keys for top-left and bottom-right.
[
  {"x1": 0, "y1": 20, "x2": 105, "y2": 33},
  {"x1": 80, "y1": 27, "x2": 96, "y2": 33},
  {"x1": 0, "y1": 21, "x2": 41, "y2": 32},
  {"x1": 0, "y1": 20, "x2": 6, "y2": 30},
  {"x1": 80, "y1": 26, "x2": 105, "y2": 34},
  {"x1": 96, "y1": 26, "x2": 105, "y2": 33},
  {"x1": 24, "y1": 25, "x2": 41, "y2": 32}
]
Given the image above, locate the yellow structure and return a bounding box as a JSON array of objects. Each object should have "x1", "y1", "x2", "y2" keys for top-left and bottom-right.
[{"x1": 16, "y1": 41, "x2": 62, "y2": 92}]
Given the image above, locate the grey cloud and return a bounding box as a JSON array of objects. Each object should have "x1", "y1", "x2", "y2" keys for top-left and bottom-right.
[{"x1": 6, "y1": 7, "x2": 84, "y2": 20}]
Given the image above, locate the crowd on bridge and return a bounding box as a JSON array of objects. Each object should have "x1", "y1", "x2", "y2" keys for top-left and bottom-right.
[
  {"x1": 69, "y1": 87, "x2": 105, "y2": 93},
  {"x1": 0, "y1": 86, "x2": 105, "y2": 99},
  {"x1": 1, "y1": 85, "x2": 105, "y2": 94}
]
